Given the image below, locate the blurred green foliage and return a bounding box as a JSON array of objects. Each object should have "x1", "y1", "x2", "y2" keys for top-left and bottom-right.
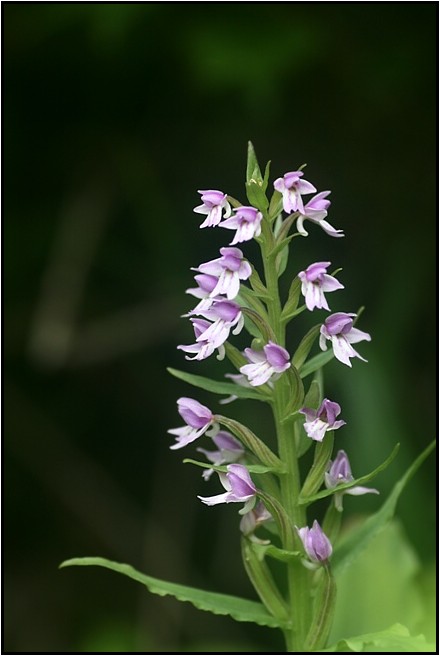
[{"x1": 4, "y1": 3, "x2": 436, "y2": 652}]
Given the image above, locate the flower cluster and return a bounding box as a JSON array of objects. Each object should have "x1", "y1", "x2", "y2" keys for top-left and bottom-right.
[{"x1": 168, "y1": 151, "x2": 374, "y2": 565}]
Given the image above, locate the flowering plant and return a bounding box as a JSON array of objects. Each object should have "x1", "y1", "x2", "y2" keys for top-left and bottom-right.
[{"x1": 61, "y1": 144, "x2": 434, "y2": 652}]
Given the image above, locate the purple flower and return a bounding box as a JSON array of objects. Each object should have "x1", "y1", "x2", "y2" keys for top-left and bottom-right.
[
  {"x1": 296, "y1": 191, "x2": 344, "y2": 238},
  {"x1": 299, "y1": 398, "x2": 346, "y2": 442},
  {"x1": 274, "y1": 171, "x2": 317, "y2": 214},
  {"x1": 297, "y1": 520, "x2": 332, "y2": 563},
  {"x1": 198, "y1": 463, "x2": 257, "y2": 514},
  {"x1": 320, "y1": 312, "x2": 371, "y2": 367},
  {"x1": 298, "y1": 261, "x2": 344, "y2": 311},
  {"x1": 185, "y1": 274, "x2": 219, "y2": 313},
  {"x1": 177, "y1": 318, "x2": 225, "y2": 361},
  {"x1": 240, "y1": 501, "x2": 272, "y2": 541},
  {"x1": 194, "y1": 247, "x2": 252, "y2": 300},
  {"x1": 325, "y1": 450, "x2": 379, "y2": 511},
  {"x1": 220, "y1": 206, "x2": 263, "y2": 244},
  {"x1": 240, "y1": 341, "x2": 291, "y2": 387},
  {"x1": 193, "y1": 299, "x2": 244, "y2": 349},
  {"x1": 168, "y1": 397, "x2": 218, "y2": 450},
  {"x1": 197, "y1": 431, "x2": 245, "y2": 480},
  {"x1": 194, "y1": 189, "x2": 232, "y2": 228}
]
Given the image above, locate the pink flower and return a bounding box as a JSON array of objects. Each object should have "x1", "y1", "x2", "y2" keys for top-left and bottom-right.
[{"x1": 194, "y1": 189, "x2": 232, "y2": 228}]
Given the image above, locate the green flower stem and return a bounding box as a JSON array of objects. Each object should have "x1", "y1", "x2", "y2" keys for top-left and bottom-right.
[{"x1": 259, "y1": 214, "x2": 311, "y2": 650}]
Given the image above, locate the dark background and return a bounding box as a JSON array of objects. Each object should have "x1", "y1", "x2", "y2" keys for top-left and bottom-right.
[{"x1": 4, "y1": 3, "x2": 437, "y2": 652}]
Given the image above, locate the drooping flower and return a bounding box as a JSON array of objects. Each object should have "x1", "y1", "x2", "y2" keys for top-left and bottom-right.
[
  {"x1": 198, "y1": 463, "x2": 257, "y2": 514},
  {"x1": 168, "y1": 397, "x2": 218, "y2": 450},
  {"x1": 194, "y1": 190, "x2": 232, "y2": 228},
  {"x1": 194, "y1": 247, "x2": 252, "y2": 300},
  {"x1": 240, "y1": 501, "x2": 272, "y2": 542},
  {"x1": 240, "y1": 341, "x2": 291, "y2": 387},
  {"x1": 185, "y1": 274, "x2": 219, "y2": 313},
  {"x1": 220, "y1": 206, "x2": 263, "y2": 244},
  {"x1": 298, "y1": 261, "x2": 344, "y2": 311},
  {"x1": 297, "y1": 520, "x2": 332, "y2": 563},
  {"x1": 274, "y1": 171, "x2": 317, "y2": 214},
  {"x1": 193, "y1": 299, "x2": 244, "y2": 349},
  {"x1": 295, "y1": 191, "x2": 344, "y2": 238},
  {"x1": 197, "y1": 431, "x2": 245, "y2": 480},
  {"x1": 320, "y1": 312, "x2": 371, "y2": 367},
  {"x1": 177, "y1": 318, "x2": 225, "y2": 361},
  {"x1": 299, "y1": 398, "x2": 346, "y2": 442},
  {"x1": 325, "y1": 450, "x2": 379, "y2": 511}
]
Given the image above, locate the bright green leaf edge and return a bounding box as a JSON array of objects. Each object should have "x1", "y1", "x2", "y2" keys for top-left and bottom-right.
[
  {"x1": 59, "y1": 557, "x2": 286, "y2": 629},
  {"x1": 332, "y1": 440, "x2": 435, "y2": 574},
  {"x1": 300, "y1": 350, "x2": 335, "y2": 378},
  {"x1": 183, "y1": 458, "x2": 275, "y2": 475},
  {"x1": 322, "y1": 623, "x2": 435, "y2": 653},
  {"x1": 298, "y1": 443, "x2": 400, "y2": 505},
  {"x1": 167, "y1": 368, "x2": 269, "y2": 401}
]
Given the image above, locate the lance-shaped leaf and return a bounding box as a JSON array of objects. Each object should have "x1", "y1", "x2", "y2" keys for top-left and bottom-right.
[
  {"x1": 300, "y1": 432, "x2": 334, "y2": 500},
  {"x1": 241, "y1": 307, "x2": 277, "y2": 343},
  {"x1": 250, "y1": 543, "x2": 301, "y2": 564},
  {"x1": 280, "y1": 277, "x2": 303, "y2": 323},
  {"x1": 59, "y1": 557, "x2": 286, "y2": 629},
  {"x1": 183, "y1": 459, "x2": 275, "y2": 476},
  {"x1": 248, "y1": 267, "x2": 271, "y2": 300},
  {"x1": 284, "y1": 365, "x2": 305, "y2": 417},
  {"x1": 305, "y1": 566, "x2": 337, "y2": 652},
  {"x1": 322, "y1": 623, "x2": 435, "y2": 653},
  {"x1": 215, "y1": 415, "x2": 283, "y2": 471},
  {"x1": 299, "y1": 443, "x2": 400, "y2": 505},
  {"x1": 241, "y1": 539, "x2": 289, "y2": 623},
  {"x1": 167, "y1": 368, "x2": 269, "y2": 401},
  {"x1": 332, "y1": 440, "x2": 435, "y2": 575},
  {"x1": 292, "y1": 324, "x2": 321, "y2": 371},
  {"x1": 300, "y1": 350, "x2": 335, "y2": 379},
  {"x1": 224, "y1": 341, "x2": 248, "y2": 370},
  {"x1": 245, "y1": 142, "x2": 268, "y2": 211},
  {"x1": 268, "y1": 189, "x2": 283, "y2": 222},
  {"x1": 257, "y1": 490, "x2": 295, "y2": 547}
]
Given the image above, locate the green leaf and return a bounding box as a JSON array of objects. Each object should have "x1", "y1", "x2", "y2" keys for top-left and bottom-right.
[
  {"x1": 167, "y1": 368, "x2": 268, "y2": 401},
  {"x1": 241, "y1": 539, "x2": 289, "y2": 622},
  {"x1": 247, "y1": 268, "x2": 271, "y2": 300},
  {"x1": 59, "y1": 557, "x2": 285, "y2": 629},
  {"x1": 292, "y1": 325, "x2": 321, "y2": 371},
  {"x1": 323, "y1": 623, "x2": 435, "y2": 653},
  {"x1": 224, "y1": 341, "x2": 248, "y2": 370},
  {"x1": 245, "y1": 142, "x2": 268, "y2": 210},
  {"x1": 216, "y1": 415, "x2": 283, "y2": 470},
  {"x1": 332, "y1": 440, "x2": 435, "y2": 575},
  {"x1": 330, "y1": 521, "x2": 430, "y2": 646},
  {"x1": 299, "y1": 443, "x2": 400, "y2": 505},
  {"x1": 246, "y1": 141, "x2": 263, "y2": 183},
  {"x1": 275, "y1": 242, "x2": 290, "y2": 277},
  {"x1": 241, "y1": 307, "x2": 277, "y2": 342},
  {"x1": 300, "y1": 350, "x2": 335, "y2": 378},
  {"x1": 300, "y1": 431, "x2": 334, "y2": 500},
  {"x1": 281, "y1": 276, "x2": 302, "y2": 322},
  {"x1": 268, "y1": 189, "x2": 283, "y2": 222},
  {"x1": 250, "y1": 543, "x2": 301, "y2": 564},
  {"x1": 183, "y1": 459, "x2": 275, "y2": 475}
]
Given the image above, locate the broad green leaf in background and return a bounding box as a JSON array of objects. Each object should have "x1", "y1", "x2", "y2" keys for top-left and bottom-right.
[
  {"x1": 330, "y1": 521, "x2": 432, "y2": 645},
  {"x1": 167, "y1": 368, "x2": 268, "y2": 401},
  {"x1": 323, "y1": 623, "x2": 435, "y2": 653},
  {"x1": 59, "y1": 558, "x2": 286, "y2": 629}
]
